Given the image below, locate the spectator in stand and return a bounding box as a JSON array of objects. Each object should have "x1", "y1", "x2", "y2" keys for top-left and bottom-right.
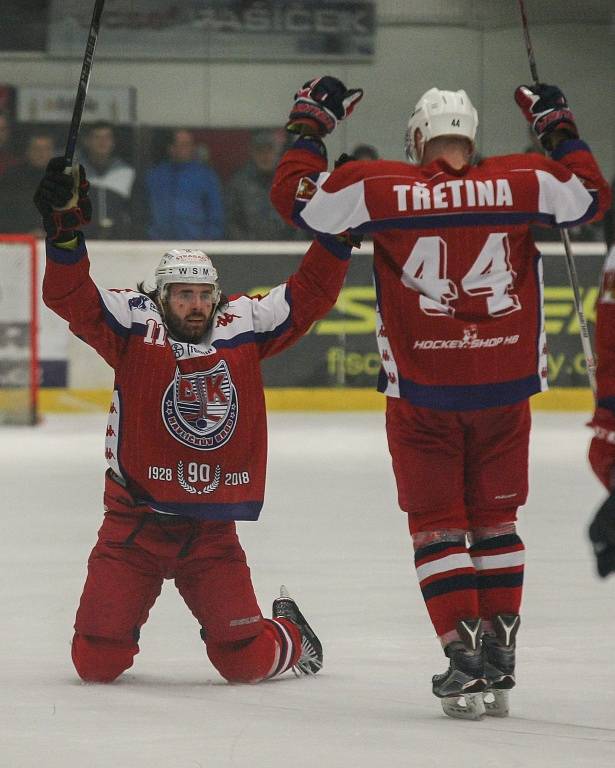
[
  {"x1": 0, "y1": 112, "x2": 19, "y2": 177},
  {"x1": 145, "y1": 129, "x2": 224, "y2": 240},
  {"x1": 225, "y1": 130, "x2": 301, "y2": 240},
  {"x1": 351, "y1": 143, "x2": 379, "y2": 161},
  {"x1": 79, "y1": 121, "x2": 138, "y2": 240},
  {"x1": 0, "y1": 130, "x2": 54, "y2": 234}
]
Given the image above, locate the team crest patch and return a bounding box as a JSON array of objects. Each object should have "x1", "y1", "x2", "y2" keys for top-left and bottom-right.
[
  {"x1": 162, "y1": 360, "x2": 238, "y2": 450},
  {"x1": 296, "y1": 176, "x2": 318, "y2": 202},
  {"x1": 128, "y1": 295, "x2": 153, "y2": 311}
]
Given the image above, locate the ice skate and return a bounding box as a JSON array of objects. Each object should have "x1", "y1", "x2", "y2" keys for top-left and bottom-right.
[
  {"x1": 482, "y1": 613, "x2": 520, "y2": 717},
  {"x1": 433, "y1": 618, "x2": 488, "y2": 721},
  {"x1": 272, "y1": 585, "x2": 323, "y2": 675}
]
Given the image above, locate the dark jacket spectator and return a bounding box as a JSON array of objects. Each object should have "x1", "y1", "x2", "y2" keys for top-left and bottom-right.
[
  {"x1": 145, "y1": 129, "x2": 224, "y2": 240},
  {"x1": 0, "y1": 131, "x2": 54, "y2": 234},
  {"x1": 351, "y1": 143, "x2": 379, "y2": 161},
  {"x1": 225, "y1": 130, "x2": 301, "y2": 240},
  {"x1": 79, "y1": 121, "x2": 139, "y2": 239},
  {"x1": 0, "y1": 112, "x2": 19, "y2": 177}
]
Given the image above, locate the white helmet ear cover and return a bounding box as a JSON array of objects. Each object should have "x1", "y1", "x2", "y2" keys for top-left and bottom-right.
[
  {"x1": 154, "y1": 248, "x2": 221, "y2": 303},
  {"x1": 405, "y1": 87, "x2": 478, "y2": 162}
]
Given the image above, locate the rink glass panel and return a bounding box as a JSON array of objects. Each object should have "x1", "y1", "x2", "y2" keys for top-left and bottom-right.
[{"x1": 0, "y1": 237, "x2": 38, "y2": 425}]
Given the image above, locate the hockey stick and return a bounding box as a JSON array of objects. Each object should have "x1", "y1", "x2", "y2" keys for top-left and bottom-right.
[
  {"x1": 64, "y1": 0, "x2": 106, "y2": 165},
  {"x1": 517, "y1": 0, "x2": 597, "y2": 396}
]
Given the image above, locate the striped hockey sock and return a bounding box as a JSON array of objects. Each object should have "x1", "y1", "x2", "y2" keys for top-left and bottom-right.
[
  {"x1": 469, "y1": 533, "x2": 525, "y2": 624},
  {"x1": 414, "y1": 539, "x2": 479, "y2": 640},
  {"x1": 264, "y1": 618, "x2": 302, "y2": 679}
]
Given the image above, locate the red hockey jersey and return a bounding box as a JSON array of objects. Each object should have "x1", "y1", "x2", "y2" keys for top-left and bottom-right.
[
  {"x1": 272, "y1": 139, "x2": 611, "y2": 410},
  {"x1": 43, "y1": 234, "x2": 350, "y2": 520}
]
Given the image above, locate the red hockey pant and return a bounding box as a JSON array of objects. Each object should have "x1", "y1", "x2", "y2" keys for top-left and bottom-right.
[
  {"x1": 72, "y1": 480, "x2": 300, "y2": 683},
  {"x1": 386, "y1": 397, "x2": 530, "y2": 531},
  {"x1": 386, "y1": 398, "x2": 529, "y2": 639}
]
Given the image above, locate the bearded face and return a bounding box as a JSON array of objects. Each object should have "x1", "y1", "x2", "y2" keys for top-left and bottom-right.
[{"x1": 162, "y1": 283, "x2": 216, "y2": 343}]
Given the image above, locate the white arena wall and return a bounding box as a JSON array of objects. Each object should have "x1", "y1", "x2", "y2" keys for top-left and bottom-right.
[{"x1": 1, "y1": 15, "x2": 613, "y2": 179}]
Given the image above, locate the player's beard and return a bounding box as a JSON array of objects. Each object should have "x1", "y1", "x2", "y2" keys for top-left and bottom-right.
[{"x1": 163, "y1": 304, "x2": 211, "y2": 344}]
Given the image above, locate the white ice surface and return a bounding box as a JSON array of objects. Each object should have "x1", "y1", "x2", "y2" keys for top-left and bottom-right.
[{"x1": 2, "y1": 411, "x2": 615, "y2": 768}]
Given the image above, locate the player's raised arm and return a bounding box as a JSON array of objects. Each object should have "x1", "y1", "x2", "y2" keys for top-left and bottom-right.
[
  {"x1": 35, "y1": 157, "x2": 131, "y2": 368},
  {"x1": 514, "y1": 83, "x2": 611, "y2": 225},
  {"x1": 271, "y1": 75, "x2": 363, "y2": 227},
  {"x1": 248, "y1": 234, "x2": 354, "y2": 360}
]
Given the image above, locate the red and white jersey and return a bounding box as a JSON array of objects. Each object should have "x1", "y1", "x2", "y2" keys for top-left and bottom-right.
[
  {"x1": 43, "y1": 234, "x2": 350, "y2": 520},
  {"x1": 272, "y1": 139, "x2": 611, "y2": 410},
  {"x1": 595, "y1": 245, "x2": 615, "y2": 411}
]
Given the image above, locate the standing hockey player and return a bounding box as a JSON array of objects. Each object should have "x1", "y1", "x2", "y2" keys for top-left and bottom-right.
[
  {"x1": 587, "y1": 193, "x2": 615, "y2": 577},
  {"x1": 271, "y1": 77, "x2": 611, "y2": 718},
  {"x1": 34, "y1": 157, "x2": 353, "y2": 685}
]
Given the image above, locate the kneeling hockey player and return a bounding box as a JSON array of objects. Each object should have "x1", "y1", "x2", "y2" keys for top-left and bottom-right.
[{"x1": 34, "y1": 157, "x2": 353, "y2": 685}]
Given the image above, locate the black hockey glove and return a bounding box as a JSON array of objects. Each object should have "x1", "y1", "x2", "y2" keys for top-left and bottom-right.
[
  {"x1": 588, "y1": 489, "x2": 615, "y2": 578},
  {"x1": 287, "y1": 76, "x2": 363, "y2": 137},
  {"x1": 334, "y1": 152, "x2": 356, "y2": 167},
  {"x1": 34, "y1": 157, "x2": 91, "y2": 241},
  {"x1": 514, "y1": 83, "x2": 578, "y2": 152}
]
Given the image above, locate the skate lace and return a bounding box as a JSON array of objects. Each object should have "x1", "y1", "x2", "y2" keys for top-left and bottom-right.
[{"x1": 293, "y1": 636, "x2": 323, "y2": 676}]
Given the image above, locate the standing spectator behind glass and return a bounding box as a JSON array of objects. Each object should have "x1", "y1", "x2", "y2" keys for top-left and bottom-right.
[
  {"x1": 146, "y1": 129, "x2": 224, "y2": 240},
  {"x1": 79, "y1": 121, "x2": 136, "y2": 239},
  {"x1": 0, "y1": 131, "x2": 54, "y2": 235},
  {"x1": 351, "y1": 143, "x2": 379, "y2": 161},
  {"x1": 226, "y1": 130, "x2": 300, "y2": 240},
  {"x1": 0, "y1": 112, "x2": 19, "y2": 177}
]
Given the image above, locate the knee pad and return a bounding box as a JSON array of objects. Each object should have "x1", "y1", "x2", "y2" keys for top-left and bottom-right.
[
  {"x1": 468, "y1": 508, "x2": 518, "y2": 535},
  {"x1": 407, "y1": 506, "x2": 468, "y2": 536},
  {"x1": 71, "y1": 633, "x2": 138, "y2": 683},
  {"x1": 206, "y1": 619, "x2": 300, "y2": 684},
  {"x1": 411, "y1": 528, "x2": 467, "y2": 550}
]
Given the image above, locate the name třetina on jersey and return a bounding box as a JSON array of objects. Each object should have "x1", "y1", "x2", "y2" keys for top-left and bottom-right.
[{"x1": 393, "y1": 179, "x2": 513, "y2": 212}]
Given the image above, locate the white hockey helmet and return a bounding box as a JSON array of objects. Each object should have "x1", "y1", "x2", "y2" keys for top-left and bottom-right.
[
  {"x1": 405, "y1": 87, "x2": 478, "y2": 163},
  {"x1": 155, "y1": 249, "x2": 221, "y2": 303}
]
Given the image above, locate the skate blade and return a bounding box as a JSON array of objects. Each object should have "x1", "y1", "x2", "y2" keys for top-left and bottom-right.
[
  {"x1": 483, "y1": 689, "x2": 509, "y2": 717},
  {"x1": 441, "y1": 693, "x2": 486, "y2": 721}
]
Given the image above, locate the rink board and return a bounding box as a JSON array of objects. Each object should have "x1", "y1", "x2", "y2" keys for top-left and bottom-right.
[{"x1": 38, "y1": 386, "x2": 594, "y2": 413}]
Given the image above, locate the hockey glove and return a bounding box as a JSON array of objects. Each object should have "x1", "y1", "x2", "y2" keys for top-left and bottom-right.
[
  {"x1": 514, "y1": 83, "x2": 578, "y2": 152},
  {"x1": 589, "y1": 490, "x2": 615, "y2": 578},
  {"x1": 34, "y1": 156, "x2": 92, "y2": 241},
  {"x1": 287, "y1": 76, "x2": 363, "y2": 137},
  {"x1": 588, "y1": 407, "x2": 615, "y2": 490}
]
